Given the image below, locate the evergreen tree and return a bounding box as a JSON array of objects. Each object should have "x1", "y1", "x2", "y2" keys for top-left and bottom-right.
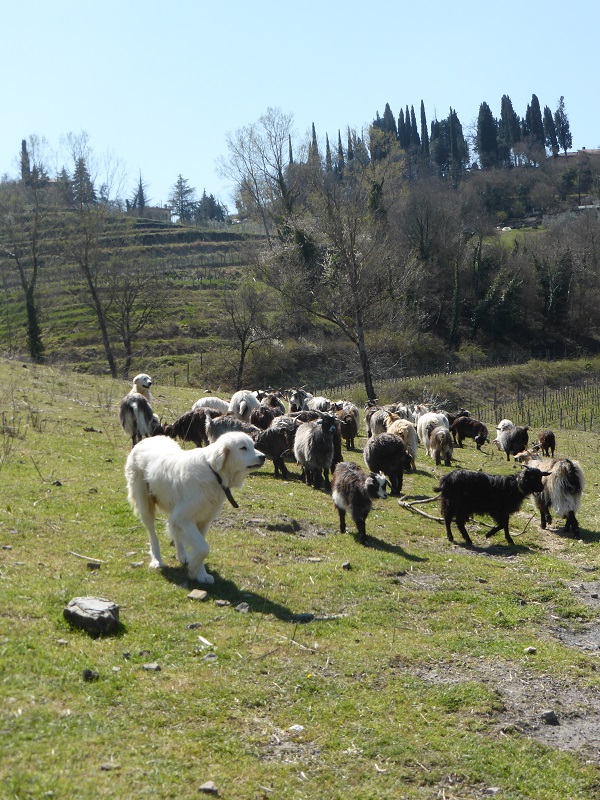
[
  {"x1": 336, "y1": 130, "x2": 345, "y2": 175},
  {"x1": 71, "y1": 157, "x2": 96, "y2": 208},
  {"x1": 288, "y1": 134, "x2": 294, "y2": 165},
  {"x1": 543, "y1": 105, "x2": 558, "y2": 157},
  {"x1": 420, "y1": 100, "x2": 429, "y2": 157},
  {"x1": 476, "y1": 101, "x2": 499, "y2": 168},
  {"x1": 398, "y1": 108, "x2": 408, "y2": 148},
  {"x1": 20, "y1": 139, "x2": 31, "y2": 185},
  {"x1": 168, "y1": 174, "x2": 197, "y2": 222},
  {"x1": 309, "y1": 122, "x2": 320, "y2": 164},
  {"x1": 382, "y1": 102, "x2": 397, "y2": 137},
  {"x1": 56, "y1": 167, "x2": 74, "y2": 206},
  {"x1": 525, "y1": 94, "x2": 545, "y2": 160},
  {"x1": 554, "y1": 96, "x2": 572, "y2": 157},
  {"x1": 325, "y1": 134, "x2": 333, "y2": 172},
  {"x1": 347, "y1": 129, "x2": 354, "y2": 163},
  {"x1": 409, "y1": 105, "x2": 420, "y2": 148},
  {"x1": 498, "y1": 95, "x2": 520, "y2": 166}
]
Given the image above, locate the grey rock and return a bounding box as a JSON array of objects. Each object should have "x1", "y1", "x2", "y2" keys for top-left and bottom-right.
[
  {"x1": 199, "y1": 781, "x2": 218, "y2": 794},
  {"x1": 235, "y1": 602, "x2": 250, "y2": 613},
  {"x1": 142, "y1": 662, "x2": 161, "y2": 671},
  {"x1": 188, "y1": 589, "x2": 208, "y2": 601},
  {"x1": 63, "y1": 597, "x2": 120, "y2": 637}
]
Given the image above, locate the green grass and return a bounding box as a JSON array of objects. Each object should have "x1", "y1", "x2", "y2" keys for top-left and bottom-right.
[{"x1": 1, "y1": 358, "x2": 600, "y2": 798}]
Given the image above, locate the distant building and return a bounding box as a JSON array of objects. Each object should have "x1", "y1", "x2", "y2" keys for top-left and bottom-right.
[{"x1": 127, "y1": 205, "x2": 172, "y2": 222}]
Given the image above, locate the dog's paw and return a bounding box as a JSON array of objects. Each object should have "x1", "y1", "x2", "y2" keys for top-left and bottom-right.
[
  {"x1": 194, "y1": 571, "x2": 215, "y2": 585},
  {"x1": 149, "y1": 558, "x2": 163, "y2": 569}
]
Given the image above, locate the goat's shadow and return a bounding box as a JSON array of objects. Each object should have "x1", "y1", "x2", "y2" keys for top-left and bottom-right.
[
  {"x1": 356, "y1": 534, "x2": 428, "y2": 562},
  {"x1": 159, "y1": 565, "x2": 310, "y2": 622}
]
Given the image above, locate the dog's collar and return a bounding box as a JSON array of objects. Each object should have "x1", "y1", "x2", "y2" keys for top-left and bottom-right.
[{"x1": 210, "y1": 467, "x2": 239, "y2": 508}]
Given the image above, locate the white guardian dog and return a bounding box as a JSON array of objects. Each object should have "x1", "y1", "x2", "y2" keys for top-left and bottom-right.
[{"x1": 125, "y1": 432, "x2": 265, "y2": 583}]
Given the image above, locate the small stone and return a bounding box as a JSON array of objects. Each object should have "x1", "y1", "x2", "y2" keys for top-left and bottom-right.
[
  {"x1": 123, "y1": 651, "x2": 131, "y2": 660},
  {"x1": 202, "y1": 653, "x2": 218, "y2": 663},
  {"x1": 495, "y1": 611, "x2": 504, "y2": 617},
  {"x1": 235, "y1": 602, "x2": 250, "y2": 613},
  {"x1": 2, "y1": 545, "x2": 12, "y2": 550},
  {"x1": 100, "y1": 762, "x2": 121, "y2": 771},
  {"x1": 591, "y1": 593, "x2": 599, "y2": 599},
  {"x1": 342, "y1": 562, "x2": 352, "y2": 571},
  {"x1": 541, "y1": 710, "x2": 560, "y2": 725},
  {"x1": 111, "y1": 667, "x2": 121, "y2": 673},
  {"x1": 56, "y1": 639, "x2": 68, "y2": 646},
  {"x1": 484, "y1": 789, "x2": 501, "y2": 797},
  {"x1": 82, "y1": 669, "x2": 99, "y2": 682},
  {"x1": 214, "y1": 599, "x2": 230, "y2": 607},
  {"x1": 142, "y1": 662, "x2": 161, "y2": 672},
  {"x1": 524, "y1": 646, "x2": 537, "y2": 654},
  {"x1": 199, "y1": 781, "x2": 218, "y2": 794},
  {"x1": 87, "y1": 562, "x2": 101, "y2": 571},
  {"x1": 130, "y1": 561, "x2": 145, "y2": 568},
  {"x1": 188, "y1": 589, "x2": 209, "y2": 601}
]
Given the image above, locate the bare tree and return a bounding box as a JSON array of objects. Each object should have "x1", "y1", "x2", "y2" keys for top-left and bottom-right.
[
  {"x1": 220, "y1": 108, "x2": 299, "y2": 245},
  {"x1": 105, "y1": 258, "x2": 169, "y2": 377},
  {"x1": 0, "y1": 137, "x2": 53, "y2": 362},
  {"x1": 222, "y1": 280, "x2": 272, "y2": 390}
]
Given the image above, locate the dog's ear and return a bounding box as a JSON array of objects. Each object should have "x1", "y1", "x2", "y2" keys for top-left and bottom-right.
[{"x1": 211, "y1": 441, "x2": 229, "y2": 474}]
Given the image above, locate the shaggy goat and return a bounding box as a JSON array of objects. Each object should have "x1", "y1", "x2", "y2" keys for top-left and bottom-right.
[
  {"x1": 434, "y1": 466, "x2": 549, "y2": 546},
  {"x1": 119, "y1": 374, "x2": 163, "y2": 449},
  {"x1": 336, "y1": 409, "x2": 358, "y2": 450},
  {"x1": 205, "y1": 414, "x2": 260, "y2": 444},
  {"x1": 163, "y1": 407, "x2": 222, "y2": 448},
  {"x1": 386, "y1": 418, "x2": 418, "y2": 472},
  {"x1": 293, "y1": 414, "x2": 338, "y2": 489},
  {"x1": 495, "y1": 425, "x2": 530, "y2": 461},
  {"x1": 534, "y1": 430, "x2": 556, "y2": 458},
  {"x1": 250, "y1": 425, "x2": 296, "y2": 479},
  {"x1": 249, "y1": 405, "x2": 275, "y2": 430},
  {"x1": 450, "y1": 417, "x2": 489, "y2": 450},
  {"x1": 331, "y1": 462, "x2": 387, "y2": 545},
  {"x1": 428, "y1": 425, "x2": 454, "y2": 466},
  {"x1": 228, "y1": 390, "x2": 260, "y2": 422},
  {"x1": 363, "y1": 433, "x2": 412, "y2": 496},
  {"x1": 516, "y1": 452, "x2": 585, "y2": 535},
  {"x1": 417, "y1": 411, "x2": 449, "y2": 446},
  {"x1": 192, "y1": 396, "x2": 230, "y2": 414}
]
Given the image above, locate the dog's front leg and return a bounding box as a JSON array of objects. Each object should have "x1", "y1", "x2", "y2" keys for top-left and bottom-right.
[{"x1": 170, "y1": 513, "x2": 214, "y2": 584}]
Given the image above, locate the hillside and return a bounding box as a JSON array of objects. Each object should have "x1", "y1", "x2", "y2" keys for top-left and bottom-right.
[{"x1": 1, "y1": 357, "x2": 600, "y2": 799}]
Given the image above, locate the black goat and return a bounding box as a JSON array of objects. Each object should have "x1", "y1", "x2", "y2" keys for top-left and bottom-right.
[
  {"x1": 434, "y1": 467, "x2": 549, "y2": 546},
  {"x1": 331, "y1": 462, "x2": 387, "y2": 544},
  {"x1": 450, "y1": 417, "x2": 489, "y2": 450},
  {"x1": 363, "y1": 433, "x2": 412, "y2": 496},
  {"x1": 163, "y1": 407, "x2": 222, "y2": 448},
  {"x1": 534, "y1": 430, "x2": 556, "y2": 458},
  {"x1": 250, "y1": 425, "x2": 296, "y2": 479}
]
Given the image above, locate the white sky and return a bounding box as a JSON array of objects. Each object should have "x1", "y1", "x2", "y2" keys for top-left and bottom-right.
[{"x1": 2, "y1": 0, "x2": 598, "y2": 211}]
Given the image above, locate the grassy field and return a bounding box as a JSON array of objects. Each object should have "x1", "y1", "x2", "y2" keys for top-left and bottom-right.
[{"x1": 1, "y1": 358, "x2": 600, "y2": 799}]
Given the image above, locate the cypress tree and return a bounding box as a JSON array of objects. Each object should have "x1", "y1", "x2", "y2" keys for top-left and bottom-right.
[
  {"x1": 325, "y1": 133, "x2": 333, "y2": 172},
  {"x1": 347, "y1": 128, "x2": 354, "y2": 163},
  {"x1": 398, "y1": 109, "x2": 408, "y2": 148},
  {"x1": 382, "y1": 102, "x2": 397, "y2": 137},
  {"x1": 288, "y1": 134, "x2": 294, "y2": 165},
  {"x1": 498, "y1": 95, "x2": 520, "y2": 166},
  {"x1": 336, "y1": 130, "x2": 345, "y2": 175},
  {"x1": 410, "y1": 106, "x2": 420, "y2": 148},
  {"x1": 527, "y1": 94, "x2": 545, "y2": 150},
  {"x1": 420, "y1": 100, "x2": 429, "y2": 157},
  {"x1": 20, "y1": 139, "x2": 31, "y2": 185},
  {"x1": 476, "y1": 101, "x2": 499, "y2": 168},
  {"x1": 309, "y1": 122, "x2": 320, "y2": 164},
  {"x1": 71, "y1": 157, "x2": 96, "y2": 208},
  {"x1": 543, "y1": 105, "x2": 558, "y2": 157},
  {"x1": 554, "y1": 96, "x2": 572, "y2": 157}
]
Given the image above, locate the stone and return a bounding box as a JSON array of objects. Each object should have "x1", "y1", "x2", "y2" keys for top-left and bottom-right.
[
  {"x1": 86, "y1": 562, "x2": 101, "y2": 571},
  {"x1": 235, "y1": 602, "x2": 250, "y2": 613},
  {"x1": 214, "y1": 599, "x2": 230, "y2": 607},
  {"x1": 188, "y1": 589, "x2": 209, "y2": 601},
  {"x1": 523, "y1": 646, "x2": 537, "y2": 654},
  {"x1": 100, "y1": 762, "x2": 121, "y2": 771},
  {"x1": 63, "y1": 597, "x2": 120, "y2": 637},
  {"x1": 199, "y1": 781, "x2": 218, "y2": 794},
  {"x1": 142, "y1": 662, "x2": 161, "y2": 671},
  {"x1": 541, "y1": 710, "x2": 560, "y2": 725}
]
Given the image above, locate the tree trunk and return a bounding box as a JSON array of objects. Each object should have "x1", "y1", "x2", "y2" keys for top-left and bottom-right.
[
  {"x1": 24, "y1": 289, "x2": 44, "y2": 363},
  {"x1": 85, "y1": 276, "x2": 118, "y2": 378}
]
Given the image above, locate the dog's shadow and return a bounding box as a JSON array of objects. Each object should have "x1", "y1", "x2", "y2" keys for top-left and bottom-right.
[{"x1": 160, "y1": 565, "x2": 304, "y2": 622}]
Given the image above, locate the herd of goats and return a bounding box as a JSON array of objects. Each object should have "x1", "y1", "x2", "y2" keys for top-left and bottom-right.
[{"x1": 118, "y1": 374, "x2": 586, "y2": 549}]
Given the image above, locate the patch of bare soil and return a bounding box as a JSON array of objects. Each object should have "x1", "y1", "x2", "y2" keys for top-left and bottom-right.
[{"x1": 399, "y1": 656, "x2": 600, "y2": 764}]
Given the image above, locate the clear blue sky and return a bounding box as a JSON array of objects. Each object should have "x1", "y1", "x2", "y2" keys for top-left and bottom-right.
[{"x1": 2, "y1": 0, "x2": 598, "y2": 211}]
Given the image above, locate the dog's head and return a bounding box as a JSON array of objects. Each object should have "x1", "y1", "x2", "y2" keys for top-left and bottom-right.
[
  {"x1": 133, "y1": 373, "x2": 153, "y2": 392},
  {"x1": 210, "y1": 432, "x2": 265, "y2": 488}
]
